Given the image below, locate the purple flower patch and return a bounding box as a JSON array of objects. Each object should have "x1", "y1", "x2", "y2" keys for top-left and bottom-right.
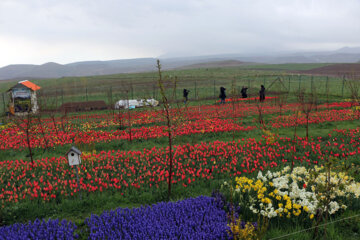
[
  {"x1": 0, "y1": 219, "x2": 78, "y2": 240},
  {"x1": 86, "y1": 196, "x2": 230, "y2": 239}
]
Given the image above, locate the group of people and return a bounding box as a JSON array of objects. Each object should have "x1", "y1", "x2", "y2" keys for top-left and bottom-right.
[
  {"x1": 183, "y1": 85, "x2": 266, "y2": 104},
  {"x1": 219, "y1": 85, "x2": 266, "y2": 104}
]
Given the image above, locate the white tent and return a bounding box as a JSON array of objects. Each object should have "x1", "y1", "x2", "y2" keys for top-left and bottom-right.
[{"x1": 114, "y1": 99, "x2": 159, "y2": 109}]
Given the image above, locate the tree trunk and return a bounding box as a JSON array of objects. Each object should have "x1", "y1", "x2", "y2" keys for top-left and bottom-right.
[
  {"x1": 25, "y1": 127, "x2": 34, "y2": 165},
  {"x1": 168, "y1": 129, "x2": 173, "y2": 200},
  {"x1": 306, "y1": 116, "x2": 309, "y2": 140},
  {"x1": 37, "y1": 117, "x2": 49, "y2": 151}
]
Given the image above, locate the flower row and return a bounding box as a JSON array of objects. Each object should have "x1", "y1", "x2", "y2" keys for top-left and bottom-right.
[
  {"x1": 0, "y1": 196, "x2": 230, "y2": 239},
  {"x1": 86, "y1": 196, "x2": 229, "y2": 239},
  {"x1": 2, "y1": 105, "x2": 360, "y2": 151},
  {"x1": 0, "y1": 128, "x2": 359, "y2": 203},
  {"x1": 0, "y1": 118, "x2": 254, "y2": 150}
]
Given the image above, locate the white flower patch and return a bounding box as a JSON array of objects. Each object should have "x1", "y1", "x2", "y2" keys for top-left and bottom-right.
[
  {"x1": 346, "y1": 182, "x2": 360, "y2": 198},
  {"x1": 328, "y1": 201, "x2": 340, "y2": 214},
  {"x1": 257, "y1": 171, "x2": 267, "y2": 182},
  {"x1": 231, "y1": 166, "x2": 359, "y2": 220}
]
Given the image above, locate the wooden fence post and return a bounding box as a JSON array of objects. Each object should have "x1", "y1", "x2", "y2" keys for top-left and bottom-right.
[
  {"x1": 288, "y1": 76, "x2": 291, "y2": 92},
  {"x1": 131, "y1": 83, "x2": 134, "y2": 99},
  {"x1": 61, "y1": 89, "x2": 64, "y2": 105},
  {"x1": 195, "y1": 81, "x2": 197, "y2": 101},
  {"x1": 326, "y1": 76, "x2": 329, "y2": 95},
  {"x1": 2, "y1": 93, "x2": 5, "y2": 114},
  {"x1": 213, "y1": 79, "x2": 216, "y2": 99}
]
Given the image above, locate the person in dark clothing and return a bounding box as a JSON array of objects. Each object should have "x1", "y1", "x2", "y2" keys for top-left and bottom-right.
[
  {"x1": 183, "y1": 89, "x2": 190, "y2": 104},
  {"x1": 219, "y1": 87, "x2": 226, "y2": 104},
  {"x1": 259, "y1": 85, "x2": 265, "y2": 102},
  {"x1": 241, "y1": 86, "x2": 248, "y2": 98}
]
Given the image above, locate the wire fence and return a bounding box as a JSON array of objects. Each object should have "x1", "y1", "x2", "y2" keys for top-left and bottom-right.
[
  {"x1": 0, "y1": 74, "x2": 357, "y2": 115},
  {"x1": 269, "y1": 213, "x2": 360, "y2": 239}
]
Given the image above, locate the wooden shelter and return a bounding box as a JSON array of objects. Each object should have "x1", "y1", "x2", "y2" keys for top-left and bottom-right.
[{"x1": 7, "y1": 80, "x2": 41, "y2": 115}]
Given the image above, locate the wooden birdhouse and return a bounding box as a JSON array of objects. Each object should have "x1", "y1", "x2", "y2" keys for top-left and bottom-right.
[{"x1": 67, "y1": 146, "x2": 82, "y2": 166}]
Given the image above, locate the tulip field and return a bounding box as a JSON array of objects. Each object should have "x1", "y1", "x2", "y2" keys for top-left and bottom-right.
[{"x1": 1, "y1": 70, "x2": 360, "y2": 239}]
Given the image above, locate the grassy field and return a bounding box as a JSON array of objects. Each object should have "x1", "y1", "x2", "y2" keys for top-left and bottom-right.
[
  {"x1": 239, "y1": 63, "x2": 333, "y2": 71},
  {"x1": 0, "y1": 63, "x2": 352, "y2": 115}
]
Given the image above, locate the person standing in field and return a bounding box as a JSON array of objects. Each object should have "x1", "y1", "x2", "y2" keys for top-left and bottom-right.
[
  {"x1": 183, "y1": 89, "x2": 190, "y2": 104},
  {"x1": 219, "y1": 87, "x2": 226, "y2": 104},
  {"x1": 259, "y1": 85, "x2": 265, "y2": 102},
  {"x1": 241, "y1": 86, "x2": 248, "y2": 98}
]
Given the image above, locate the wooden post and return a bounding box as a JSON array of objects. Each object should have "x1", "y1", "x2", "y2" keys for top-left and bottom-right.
[
  {"x1": 326, "y1": 76, "x2": 329, "y2": 95},
  {"x1": 342, "y1": 76, "x2": 345, "y2": 97},
  {"x1": 86, "y1": 88, "x2": 88, "y2": 102},
  {"x1": 298, "y1": 75, "x2": 302, "y2": 92},
  {"x1": 56, "y1": 89, "x2": 58, "y2": 110},
  {"x1": 2, "y1": 93, "x2": 5, "y2": 114},
  {"x1": 311, "y1": 75, "x2": 314, "y2": 92},
  {"x1": 131, "y1": 83, "x2": 134, "y2": 99},
  {"x1": 109, "y1": 86, "x2": 113, "y2": 108},
  {"x1": 288, "y1": 76, "x2": 291, "y2": 92},
  {"x1": 174, "y1": 85, "x2": 177, "y2": 101},
  {"x1": 61, "y1": 89, "x2": 64, "y2": 105},
  {"x1": 213, "y1": 79, "x2": 216, "y2": 99},
  {"x1": 195, "y1": 81, "x2": 197, "y2": 102}
]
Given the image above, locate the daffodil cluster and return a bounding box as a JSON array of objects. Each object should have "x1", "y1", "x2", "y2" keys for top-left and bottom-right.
[
  {"x1": 228, "y1": 219, "x2": 257, "y2": 240},
  {"x1": 231, "y1": 166, "x2": 360, "y2": 219}
]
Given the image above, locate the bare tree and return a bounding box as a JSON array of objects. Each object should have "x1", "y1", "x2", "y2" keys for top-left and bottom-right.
[
  {"x1": 255, "y1": 98, "x2": 265, "y2": 129},
  {"x1": 230, "y1": 78, "x2": 238, "y2": 142},
  {"x1": 345, "y1": 75, "x2": 360, "y2": 118},
  {"x1": 297, "y1": 88, "x2": 316, "y2": 140},
  {"x1": 13, "y1": 110, "x2": 35, "y2": 165},
  {"x1": 156, "y1": 59, "x2": 186, "y2": 200},
  {"x1": 275, "y1": 92, "x2": 288, "y2": 117},
  {"x1": 126, "y1": 90, "x2": 133, "y2": 142}
]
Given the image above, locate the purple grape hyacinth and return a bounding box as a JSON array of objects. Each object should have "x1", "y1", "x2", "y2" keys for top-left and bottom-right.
[
  {"x1": 85, "y1": 196, "x2": 230, "y2": 239},
  {"x1": 0, "y1": 219, "x2": 78, "y2": 240}
]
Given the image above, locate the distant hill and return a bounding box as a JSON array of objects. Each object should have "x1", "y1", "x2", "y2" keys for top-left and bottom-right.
[
  {"x1": 0, "y1": 58, "x2": 157, "y2": 80},
  {"x1": 177, "y1": 60, "x2": 249, "y2": 69},
  {"x1": 1, "y1": 47, "x2": 360, "y2": 80},
  {"x1": 298, "y1": 63, "x2": 360, "y2": 76}
]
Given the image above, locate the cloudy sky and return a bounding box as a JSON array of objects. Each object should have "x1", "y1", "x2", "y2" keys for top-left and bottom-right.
[{"x1": 0, "y1": 0, "x2": 359, "y2": 67}]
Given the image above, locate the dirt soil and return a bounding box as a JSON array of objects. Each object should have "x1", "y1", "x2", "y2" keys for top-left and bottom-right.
[
  {"x1": 295, "y1": 63, "x2": 360, "y2": 77},
  {"x1": 58, "y1": 101, "x2": 108, "y2": 113}
]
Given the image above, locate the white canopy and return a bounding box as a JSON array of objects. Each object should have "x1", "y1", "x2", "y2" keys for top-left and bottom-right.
[{"x1": 114, "y1": 99, "x2": 159, "y2": 109}]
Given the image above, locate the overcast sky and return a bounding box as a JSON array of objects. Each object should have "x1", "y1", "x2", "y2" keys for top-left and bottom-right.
[{"x1": 0, "y1": 0, "x2": 359, "y2": 67}]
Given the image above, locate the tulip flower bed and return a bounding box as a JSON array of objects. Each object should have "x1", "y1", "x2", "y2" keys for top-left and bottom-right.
[
  {"x1": 217, "y1": 96, "x2": 278, "y2": 103},
  {"x1": 0, "y1": 118, "x2": 255, "y2": 150},
  {"x1": 64, "y1": 100, "x2": 355, "y2": 128},
  {"x1": 269, "y1": 108, "x2": 360, "y2": 128},
  {"x1": 85, "y1": 196, "x2": 229, "y2": 239},
  {"x1": 0, "y1": 100, "x2": 358, "y2": 151},
  {"x1": 0, "y1": 219, "x2": 78, "y2": 240},
  {"x1": 1, "y1": 98, "x2": 360, "y2": 238},
  {"x1": 1, "y1": 127, "x2": 359, "y2": 204}
]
